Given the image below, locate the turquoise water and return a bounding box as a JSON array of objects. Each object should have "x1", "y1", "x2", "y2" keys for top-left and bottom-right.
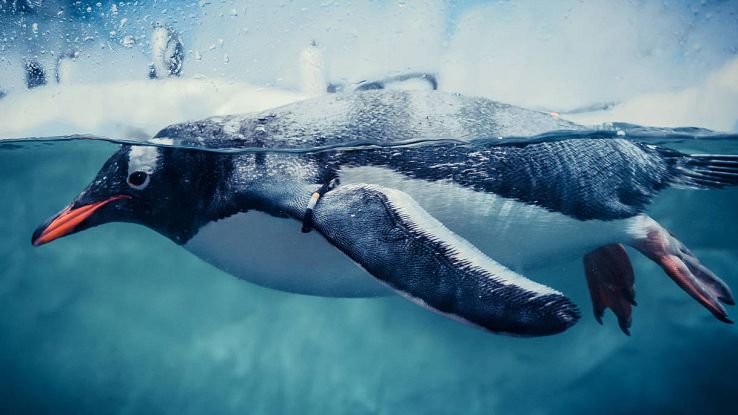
[
  {"x1": 2, "y1": 0, "x2": 738, "y2": 411},
  {"x1": 1, "y1": 137, "x2": 737, "y2": 414}
]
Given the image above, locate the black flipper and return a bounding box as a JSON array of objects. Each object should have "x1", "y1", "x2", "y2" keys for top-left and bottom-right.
[{"x1": 311, "y1": 184, "x2": 580, "y2": 336}]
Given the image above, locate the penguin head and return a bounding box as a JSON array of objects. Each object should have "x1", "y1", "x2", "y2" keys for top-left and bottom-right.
[{"x1": 32, "y1": 144, "x2": 220, "y2": 247}]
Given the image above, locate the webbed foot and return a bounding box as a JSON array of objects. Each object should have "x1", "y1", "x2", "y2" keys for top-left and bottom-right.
[
  {"x1": 631, "y1": 217, "x2": 734, "y2": 324},
  {"x1": 583, "y1": 244, "x2": 636, "y2": 335}
]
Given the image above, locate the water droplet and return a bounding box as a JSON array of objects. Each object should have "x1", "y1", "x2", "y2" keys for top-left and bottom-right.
[{"x1": 121, "y1": 36, "x2": 135, "y2": 48}]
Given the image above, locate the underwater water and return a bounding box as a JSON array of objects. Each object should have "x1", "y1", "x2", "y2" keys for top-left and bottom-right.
[
  {"x1": 2, "y1": 0, "x2": 738, "y2": 414},
  {"x1": 1, "y1": 132, "x2": 738, "y2": 414}
]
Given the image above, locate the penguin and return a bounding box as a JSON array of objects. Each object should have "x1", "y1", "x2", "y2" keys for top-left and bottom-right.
[
  {"x1": 149, "y1": 24, "x2": 184, "y2": 79},
  {"x1": 24, "y1": 59, "x2": 47, "y2": 89},
  {"x1": 299, "y1": 40, "x2": 328, "y2": 97},
  {"x1": 31, "y1": 90, "x2": 737, "y2": 337},
  {"x1": 327, "y1": 71, "x2": 438, "y2": 94},
  {"x1": 54, "y1": 49, "x2": 80, "y2": 84}
]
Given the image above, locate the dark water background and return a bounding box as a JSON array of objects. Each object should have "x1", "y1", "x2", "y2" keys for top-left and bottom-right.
[{"x1": 1, "y1": 135, "x2": 737, "y2": 414}]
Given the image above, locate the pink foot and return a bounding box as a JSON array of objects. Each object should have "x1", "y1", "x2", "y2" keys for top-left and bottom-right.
[
  {"x1": 583, "y1": 244, "x2": 636, "y2": 335},
  {"x1": 631, "y1": 218, "x2": 734, "y2": 324}
]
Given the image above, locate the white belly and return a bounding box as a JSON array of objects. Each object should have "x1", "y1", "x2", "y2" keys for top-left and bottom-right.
[
  {"x1": 185, "y1": 166, "x2": 635, "y2": 298},
  {"x1": 184, "y1": 211, "x2": 389, "y2": 297}
]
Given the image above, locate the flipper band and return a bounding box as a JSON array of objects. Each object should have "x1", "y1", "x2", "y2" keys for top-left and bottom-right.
[{"x1": 301, "y1": 180, "x2": 336, "y2": 233}]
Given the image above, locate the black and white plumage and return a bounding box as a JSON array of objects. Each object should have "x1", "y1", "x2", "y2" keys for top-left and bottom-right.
[
  {"x1": 149, "y1": 24, "x2": 184, "y2": 79},
  {"x1": 31, "y1": 90, "x2": 737, "y2": 336},
  {"x1": 339, "y1": 139, "x2": 738, "y2": 221},
  {"x1": 151, "y1": 90, "x2": 584, "y2": 149},
  {"x1": 312, "y1": 184, "x2": 580, "y2": 335},
  {"x1": 24, "y1": 59, "x2": 46, "y2": 89}
]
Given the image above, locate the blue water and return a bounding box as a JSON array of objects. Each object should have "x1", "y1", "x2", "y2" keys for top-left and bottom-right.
[{"x1": 0, "y1": 134, "x2": 737, "y2": 414}]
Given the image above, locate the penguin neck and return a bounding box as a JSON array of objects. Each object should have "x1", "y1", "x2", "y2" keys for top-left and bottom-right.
[
  {"x1": 154, "y1": 179, "x2": 248, "y2": 246},
  {"x1": 166, "y1": 180, "x2": 321, "y2": 246},
  {"x1": 242, "y1": 183, "x2": 321, "y2": 221}
]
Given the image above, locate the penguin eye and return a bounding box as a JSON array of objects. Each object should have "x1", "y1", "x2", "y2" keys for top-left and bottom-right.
[{"x1": 127, "y1": 171, "x2": 150, "y2": 190}]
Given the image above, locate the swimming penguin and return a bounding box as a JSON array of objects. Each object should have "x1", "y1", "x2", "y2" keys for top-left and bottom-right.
[{"x1": 31, "y1": 90, "x2": 737, "y2": 336}]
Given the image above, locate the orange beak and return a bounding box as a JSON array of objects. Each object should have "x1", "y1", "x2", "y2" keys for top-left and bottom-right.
[{"x1": 31, "y1": 195, "x2": 131, "y2": 246}]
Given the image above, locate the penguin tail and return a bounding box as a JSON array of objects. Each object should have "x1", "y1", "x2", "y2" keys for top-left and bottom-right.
[{"x1": 668, "y1": 152, "x2": 738, "y2": 189}]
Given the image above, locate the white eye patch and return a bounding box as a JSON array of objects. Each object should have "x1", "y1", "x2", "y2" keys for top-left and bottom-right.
[{"x1": 128, "y1": 145, "x2": 160, "y2": 176}]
